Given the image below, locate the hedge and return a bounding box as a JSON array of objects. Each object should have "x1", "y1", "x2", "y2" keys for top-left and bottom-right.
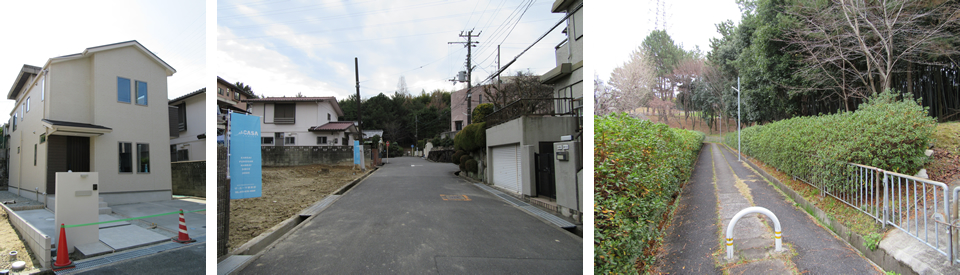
[
  {"x1": 724, "y1": 90, "x2": 936, "y2": 194},
  {"x1": 594, "y1": 113, "x2": 704, "y2": 274},
  {"x1": 454, "y1": 122, "x2": 487, "y2": 152}
]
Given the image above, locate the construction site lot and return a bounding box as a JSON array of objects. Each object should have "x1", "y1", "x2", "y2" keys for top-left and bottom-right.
[
  {"x1": 0, "y1": 211, "x2": 39, "y2": 273},
  {"x1": 228, "y1": 164, "x2": 366, "y2": 251}
]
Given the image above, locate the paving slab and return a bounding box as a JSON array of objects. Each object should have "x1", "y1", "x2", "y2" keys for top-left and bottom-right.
[
  {"x1": 75, "y1": 241, "x2": 113, "y2": 257},
  {"x1": 99, "y1": 225, "x2": 169, "y2": 250},
  {"x1": 109, "y1": 199, "x2": 206, "y2": 237},
  {"x1": 97, "y1": 214, "x2": 129, "y2": 229}
]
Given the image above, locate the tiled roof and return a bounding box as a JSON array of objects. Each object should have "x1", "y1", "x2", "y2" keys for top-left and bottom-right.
[
  {"x1": 41, "y1": 119, "x2": 112, "y2": 130},
  {"x1": 169, "y1": 88, "x2": 205, "y2": 104}
]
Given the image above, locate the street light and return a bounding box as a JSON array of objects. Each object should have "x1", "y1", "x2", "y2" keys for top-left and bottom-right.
[{"x1": 730, "y1": 77, "x2": 741, "y2": 162}]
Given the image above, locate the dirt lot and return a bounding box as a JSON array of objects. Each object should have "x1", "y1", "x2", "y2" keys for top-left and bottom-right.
[
  {"x1": 228, "y1": 164, "x2": 366, "y2": 251},
  {"x1": 0, "y1": 212, "x2": 39, "y2": 273}
]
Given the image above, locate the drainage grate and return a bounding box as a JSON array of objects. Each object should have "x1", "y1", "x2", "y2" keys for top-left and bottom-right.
[
  {"x1": 473, "y1": 183, "x2": 574, "y2": 229},
  {"x1": 55, "y1": 236, "x2": 205, "y2": 274},
  {"x1": 520, "y1": 205, "x2": 576, "y2": 229},
  {"x1": 300, "y1": 195, "x2": 340, "y2": 217}
]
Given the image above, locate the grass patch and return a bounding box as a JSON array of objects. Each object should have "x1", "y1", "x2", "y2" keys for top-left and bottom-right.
[{"x1": 931, "y1": 122, "x2": 960, "y2": 156}]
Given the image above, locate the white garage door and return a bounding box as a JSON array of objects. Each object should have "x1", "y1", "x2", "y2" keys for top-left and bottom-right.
[{"x1": 492, "y1": 144, "x2": 520, "y2": 193}]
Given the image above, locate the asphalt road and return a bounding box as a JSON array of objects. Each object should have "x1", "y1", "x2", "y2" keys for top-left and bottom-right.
[
  {"x1": 239, "y1": 157, "x2": 582, "y2": 274},
  {"x1": 73, "y1": 243, "x2": 205, "y2": 275}
]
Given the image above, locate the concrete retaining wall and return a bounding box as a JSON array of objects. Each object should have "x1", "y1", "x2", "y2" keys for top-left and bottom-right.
[
  {"x1": 172, "y1": 160, "x2": 205, "y2": 197},
  {"x1": 261, "y1": 146, "x2": 372, "y2": 167},
  {"x1": 1, "y1": 204, "x2": 50, "y2": 269}
]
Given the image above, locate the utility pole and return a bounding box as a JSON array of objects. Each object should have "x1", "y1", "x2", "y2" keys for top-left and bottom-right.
[
  {"x1": 355, "y1": 58, "x2": 362, "y2": 144},
  {"x1": 448, "y1": 30, "x2": 479, "y2": 124},
  {"x1": 731, "y1": 77, "x2": 741, "y2": 162}
]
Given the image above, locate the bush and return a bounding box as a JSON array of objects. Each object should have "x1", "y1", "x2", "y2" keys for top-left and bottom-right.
[
  {"x1": 370, "y1": 135, "x2": 381, "y2": 146},
  {"x1": 594, "y1": 113, "x2": 704, "y2": 274},
  {"x1": 723, "y1": 89, "x2": 936, "y2": 193},
  {"x1": 459, "y1": 155, "x2": 470, "y2": 171},
  {"x1": 464, "y1": 159, "x2": 478, "y2": 173},
  {"x1": 454, "y1": 122, "x2": 486, "y2": 152},
  {"x1": 387, "y1": 142, "x2": 403, "y2": 157},
  {"x1": 472, "y1": 103, "x2": 494, "y2": 123},
  {"x1": 417, "y1": 139, "x2": 426, "y2": 149},
  {"x1": 452, "y1": 150, "x2": 465, "y2": 165}
]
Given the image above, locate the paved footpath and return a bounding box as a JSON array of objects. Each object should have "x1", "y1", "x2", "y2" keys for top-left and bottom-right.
[
  {"x1": 659, "y1": 143, "x2": 882, "y2": 274},
  {"x1": 238, "y1": 157, "x2": 582, "y2": 274}
]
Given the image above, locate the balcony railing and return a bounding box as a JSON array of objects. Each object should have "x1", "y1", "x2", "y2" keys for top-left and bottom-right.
[{"x1": 485, "y1": 97, "x2": 577, "y2": 128}]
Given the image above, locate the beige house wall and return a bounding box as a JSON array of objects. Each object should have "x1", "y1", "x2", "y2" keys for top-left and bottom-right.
[
  {"x1": 7, "y1": 42, "x2": 174, "y2": 204},
  {"x1": 8, "y1": 72, "x2": 48, "y2": 195},
  {"x1": 89, "y1": 46, "x2": 172, "y2": 196}
]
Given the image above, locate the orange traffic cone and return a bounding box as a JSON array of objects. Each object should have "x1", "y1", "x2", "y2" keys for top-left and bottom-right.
[
  {"x1": 53, "y1": 223, "x2": 74, "y2": 269},
  {"x1": 173, "y1": 209, "x2": 196, "y2": 243}
]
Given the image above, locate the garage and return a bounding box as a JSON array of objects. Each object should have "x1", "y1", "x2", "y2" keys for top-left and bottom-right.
[{"x1": 492, "y1": 144, "x2": 521, "y2": 193}]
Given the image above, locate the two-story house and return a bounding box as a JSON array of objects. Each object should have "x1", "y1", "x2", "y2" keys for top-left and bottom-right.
[
  {"x1": 243, "y1": 97, "x2": 360, "y2": 147},
  {"x1": 5, "y1": 40, "x2": 176, "y2": 206},
  {"x1": 169, "y1": 88, "x2": 205, "y2": 161},
  {"x1": 216, "y1": 76, "x2": 254, "y2": 114},
  {"x1": 483, "y1": 0, "x2": 583, "y2": 222}
]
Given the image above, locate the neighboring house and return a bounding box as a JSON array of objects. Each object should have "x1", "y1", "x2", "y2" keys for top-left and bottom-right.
[
  {"x1": 450, "y1": 85, "x2": 486, "y2": 131},
  {"x1": 243, "y1": 97, "x2": 360, "y2": 147},
  {"x1": 169, "y1": 88, "x2": 206, "y2": 161},
  {"x1": 216, "y1": 76, "x2": 254, "y2": 114},
  {"x1": 5, "y1": 40, "x2": 176, "y2": 205},
  {"x1": 484, "y1": 0, "x2": 583, "y2": 221},
  {"x1": 361, "y1": 130, "x2": 383, "y2": 142}
]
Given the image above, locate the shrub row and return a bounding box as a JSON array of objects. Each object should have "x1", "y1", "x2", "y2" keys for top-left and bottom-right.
[
  {"x1": 723, "y1": 90, "x2": 936, "y2": 193},
  {"x1": 454, "y1": 122, "x2": 487, "y2": 152},
  {"x1": 594, "y1": 113, "x2": 704, "y2": 274}
]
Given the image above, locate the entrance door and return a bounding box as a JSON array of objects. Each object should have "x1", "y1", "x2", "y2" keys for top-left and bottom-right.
[
  {"x1": 46, "y1": 136, "x2": 90, "y2": 194},
  {"x1": 275, "y1": 132, "x2": 283, "y2": 147},
  {"x1": 536, "y1": 142, "x2": 556, "y2": 198}
]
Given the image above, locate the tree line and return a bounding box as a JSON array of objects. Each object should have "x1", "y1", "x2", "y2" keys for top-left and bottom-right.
[{"x1": 596, "y1": 0, "x2": 960, "y2": 125}]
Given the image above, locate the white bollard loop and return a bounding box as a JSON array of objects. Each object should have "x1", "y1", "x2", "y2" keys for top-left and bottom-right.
[{"x1": 725, "y1": 206, "x2": 782, "y2": 259}]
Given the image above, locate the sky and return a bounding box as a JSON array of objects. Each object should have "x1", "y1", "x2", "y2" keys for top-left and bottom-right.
[
  {"x1": 588, "y1": 0, "x2": 743, "y2": 84},
  {"x1": 217, "y1": 0, "x2": 568, "y2": 100},
  {"x1": 0, "y1": 1, "x2": 206, "y2": 123}
]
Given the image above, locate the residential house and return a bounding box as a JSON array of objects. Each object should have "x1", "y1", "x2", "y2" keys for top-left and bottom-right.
[
  {"x1": 483, "y1": 0, "x2": 583, "y2": 221},
  {"x1": 450, "y1": 86, "x2": 485, "y2": 131},
  {"x1": 217, "y1": 76, "x2": 254, "y2": 114},
  {"x1": 244, "y1": 97, "x2": 360, "y2": 147},
  {"x1": 169, "y1": 88, "x2": 205, "y2": 161},
  {"x1": 5, "y1": 40, "x2": 176, "y2": 206}
]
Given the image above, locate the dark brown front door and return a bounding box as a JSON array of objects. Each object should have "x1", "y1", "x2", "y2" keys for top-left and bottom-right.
[{"x1": 46, "y1": 136, "x2": 90, "y2": 194}]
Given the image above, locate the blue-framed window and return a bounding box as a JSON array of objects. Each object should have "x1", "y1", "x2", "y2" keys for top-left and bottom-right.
[
  {"x1": 118, "y1": 77, "x2": 131, "y2": 103},
  {"x1": 135, "y1": 81, "x2": 147, "y2": 105}
]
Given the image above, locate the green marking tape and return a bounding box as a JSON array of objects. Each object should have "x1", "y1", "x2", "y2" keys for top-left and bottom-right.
[{"x1": 63, "y1": 209, "x2": 205, "y2": 228}]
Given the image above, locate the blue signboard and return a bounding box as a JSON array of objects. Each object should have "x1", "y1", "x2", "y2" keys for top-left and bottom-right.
[
  {"x1": 354, "y1": 140, "x2": 361, "y2": 165},
  {"x1": 230, "y1": 113, "x2": 262, "y2": 199}
]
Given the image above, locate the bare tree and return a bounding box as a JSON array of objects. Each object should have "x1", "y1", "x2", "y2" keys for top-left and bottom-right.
[
  {"x1": 787, "y1": 0, "x2": 960, "y2": 109},
  {"x1": 607, "y1": 48, "x2": 656, "y2": 115},
  {"x1": 397, "y1": 76, "x2": 409, "y2": 95}
]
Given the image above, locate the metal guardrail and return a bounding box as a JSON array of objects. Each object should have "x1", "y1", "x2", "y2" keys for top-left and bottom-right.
[{"x1": 790, "y1": 161, "x2": 956, "y2": 264}]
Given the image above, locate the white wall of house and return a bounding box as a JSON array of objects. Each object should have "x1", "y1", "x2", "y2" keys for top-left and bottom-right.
[
  {"x1": 170, "y1": 93, "x2": 206, "y2": 161},
  {"x1": 484, "y1": 116, "x2": 578, "y2": 196},
  {"x1": 249, "y1": 100, "x2": 354, "y2": 146},
  {"x1": 8, "y1": 43, "x2": 174, "y2": 205}
]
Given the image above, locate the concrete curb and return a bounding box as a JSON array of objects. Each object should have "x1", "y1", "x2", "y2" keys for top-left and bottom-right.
[
  {"x1": 217, "y1": 167, "x2": 378, "y2": 275},
  {"x1": 723, "y1": 144, "x2": 917, "y2": 275}
]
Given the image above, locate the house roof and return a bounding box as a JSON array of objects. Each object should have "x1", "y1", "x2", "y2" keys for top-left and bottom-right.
[
  {"x1": 42, "y1": 119, "x2": 113, "y2": 137},
  {"x1": 169, "y1": 88, "x2": 205, "y2": 105},
  {"x1": 308, "y1": 121, "x2": 357, "y2": 132},
  {"x1": 245, "y1": 96, "x2": 344, "y2": 116},
  {"x1": 49, "y1": 40, "x2": 176, "y2": 76},
  {"x1": 7, "y1": 65, "x2": 41, "y2": 100},
  {"x1": 217, "y1": 76, "x2": 255, "y2": 98}
]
